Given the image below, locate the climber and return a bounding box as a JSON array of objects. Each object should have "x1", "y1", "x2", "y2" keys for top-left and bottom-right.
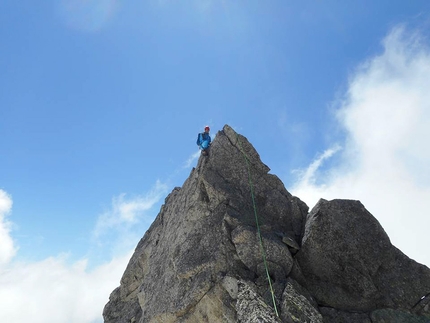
[{"x1": 196, "y1": 126, "x2": 211, "y2": 156}]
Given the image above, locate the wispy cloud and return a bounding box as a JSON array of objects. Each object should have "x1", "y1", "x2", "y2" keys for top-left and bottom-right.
[
  {"x1": 93, "y1": 180, "x2": 169, "y2": 238},
  {"x1": 292, "y1": 145, "x2": 342, "y2": 187},
  {"x1": 58, "y1": 0, "x2": 119, "y2": 32},
  {"x1": 291, "y1": 25, "x2": 430, "y2": 267},
  {"x1": 183, "y1": 150, "x2": 201, "y2": 169}
]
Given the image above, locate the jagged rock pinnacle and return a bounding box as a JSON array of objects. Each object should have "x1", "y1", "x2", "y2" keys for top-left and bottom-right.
[{"x1": 103, "y1": 125, "x2": 430, "y2": 323}]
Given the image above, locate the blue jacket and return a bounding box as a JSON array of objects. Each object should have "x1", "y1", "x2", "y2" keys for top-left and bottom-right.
[{"x1": 197, "y1": 132, "x2": 211, "y2": 148}]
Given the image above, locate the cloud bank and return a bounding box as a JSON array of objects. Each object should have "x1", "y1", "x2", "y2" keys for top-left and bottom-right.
[
  {"x1": 0, "y1": 253, "x2": 130, "y2": 323},
  {"x1": 291, "y1": 26, "x2": 430, "y2": 267},
  {"x1": 0, "y1": 181, "x2": 167, "y2": 323}
]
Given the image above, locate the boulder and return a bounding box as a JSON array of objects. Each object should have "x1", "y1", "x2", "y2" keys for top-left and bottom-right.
[{"x1": 296, "y1": 198, "x2": 430, "y2": 312}]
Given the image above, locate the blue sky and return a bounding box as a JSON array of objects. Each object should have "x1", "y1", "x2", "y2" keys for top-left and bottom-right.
[{"x1": 1, "y1": 1, "x2": 430, "y2": 322}]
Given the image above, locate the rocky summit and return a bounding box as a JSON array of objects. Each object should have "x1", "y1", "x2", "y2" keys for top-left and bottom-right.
[{"x1": 103, "y1": 125, "x2": 430, "y2": 323}]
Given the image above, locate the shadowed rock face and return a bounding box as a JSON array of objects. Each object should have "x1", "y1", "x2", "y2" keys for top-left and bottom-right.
[{"x1": 103, "y1": 125, "x2": 430, "y2": 323}]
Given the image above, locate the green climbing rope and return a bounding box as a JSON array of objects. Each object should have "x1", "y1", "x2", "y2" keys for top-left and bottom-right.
[{"x1": 235, "y1": 133, "x2": 280, "y2": 318}]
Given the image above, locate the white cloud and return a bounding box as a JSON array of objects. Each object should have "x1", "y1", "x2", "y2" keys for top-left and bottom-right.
[
  {"x1": 0, "y1": 190, "x2": 16, "y2": 266},
  {"x1": 90, "y1": 180, "x2": 169, "y2": 261},
  {"x1": 291, "y1": 26, "x2": 430, "y2": 267},
  {"x1": 94, "y1": 180, "x2": 168, "y2": 238},
  {"x1": 0, "y1": 252, "x2": 131, "y2": 323},
  {"x1": 183, "y1": 150, "x2": 202, "y2": 169},
  {"x1": 292, "y1": 145, "x2": 341, "y2": 187},
  {"x1": 0, "y1": 183, "x2": 166, "y2": 323}
]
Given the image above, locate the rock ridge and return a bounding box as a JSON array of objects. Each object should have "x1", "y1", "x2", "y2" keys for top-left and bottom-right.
[{"x1": 103, "y1": 125, "x2": 430, "y2": 323}]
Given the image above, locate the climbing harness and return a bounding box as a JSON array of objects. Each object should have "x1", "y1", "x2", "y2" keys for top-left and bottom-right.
[{"x1": 235, "y1": 133, "x2": 280, "y2": 318}]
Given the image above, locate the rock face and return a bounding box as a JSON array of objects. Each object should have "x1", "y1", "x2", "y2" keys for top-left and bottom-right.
[
  {"x1": 296, "y1": 199, "x2": 430, "y2": 313},
  {"x1": 103, "y1": 125, "x2": 430, "y2": 323}
]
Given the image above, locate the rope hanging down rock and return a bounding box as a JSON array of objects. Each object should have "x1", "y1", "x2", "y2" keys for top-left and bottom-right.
[{"x1": 235, "y1": 132, "x2": 280, "y2": 318}]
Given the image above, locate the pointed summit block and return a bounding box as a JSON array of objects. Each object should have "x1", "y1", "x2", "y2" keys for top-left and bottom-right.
[{"x1": 103, "y1": 125, "x2": 309, "y2": 323}]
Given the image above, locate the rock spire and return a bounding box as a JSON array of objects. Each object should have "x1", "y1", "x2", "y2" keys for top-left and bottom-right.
[{"x1": 103, "y1": 125, "x2": 430, "y2": 323}]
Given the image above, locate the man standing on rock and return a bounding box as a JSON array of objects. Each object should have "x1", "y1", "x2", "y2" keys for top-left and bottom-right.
[{"x1": 196, "y1": 126, "x2": 211, "y2": 156}]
